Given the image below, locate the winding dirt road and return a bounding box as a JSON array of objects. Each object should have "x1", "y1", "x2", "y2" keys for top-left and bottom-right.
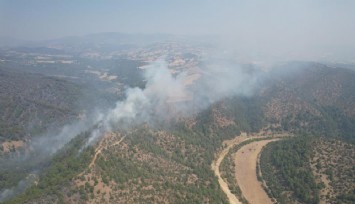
[
  {"x1": 89, "y1": 135, "x2": 126, "y2": 168},
  {"x1": 77, "y1": 133, "x2": 126, "y2": 178},
  {"x1": 211, "y1": 134, "x2": 248, "y2": 204},
  {"x1": 234, "y1": 139, "x2": 279, "y2": 204}
]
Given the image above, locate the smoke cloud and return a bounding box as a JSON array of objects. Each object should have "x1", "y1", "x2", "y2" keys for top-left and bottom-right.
[
  {"x1": 0, "y1": 56, "x2": 263, "y2": 201},
  {"x1": 0, "y1": 173, "x2": 38, "y2": 202},
  {"x1": 86, "y1": 56, "x2": 262, "y2": 143},
  {"x1": 0, "y1": 55, "x2": 261, "y2": 152}
]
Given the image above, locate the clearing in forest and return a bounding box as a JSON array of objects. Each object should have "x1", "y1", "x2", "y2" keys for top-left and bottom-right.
[{"x1": 234, "y1": 139, "x2": 279, "y2": 204}]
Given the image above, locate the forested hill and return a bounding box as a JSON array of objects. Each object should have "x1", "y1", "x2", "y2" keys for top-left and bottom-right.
[
  {"x1": 1, "y1": 61, "x2": 355, "y2": 203},
  {"x1": 0, "y1": 68, "x2": 81, "y2": 141},
  {"x1": 260, "y1": 62, "x2": 355, "y2": 141},
  {"x1": 188, "y1": 62, "x2": 355, "y2": 142}
]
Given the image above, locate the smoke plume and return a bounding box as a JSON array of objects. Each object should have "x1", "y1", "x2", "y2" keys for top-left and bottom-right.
[
  {"x1": 0, "y1": 56, "x2": 263, "y2": 201},
  {"x1": 85, "y1": 56, "x2": 262, "y2": 143}
]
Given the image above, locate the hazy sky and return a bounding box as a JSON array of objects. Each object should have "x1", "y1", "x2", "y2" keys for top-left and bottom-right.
[{"x1": 1, "y1": 0, "x2": 355, "y2": 61}]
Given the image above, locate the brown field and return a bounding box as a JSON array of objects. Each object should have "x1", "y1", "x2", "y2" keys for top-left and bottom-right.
[
  {"x1": 234, "y1": 139, "x2": 279, "y2": 204},
  {"x1": 211, "y1": 134, "x2": 249, "y2": 204},
  {"x1": 1, "y1": 140, "x2": 25, "y2": 152}
]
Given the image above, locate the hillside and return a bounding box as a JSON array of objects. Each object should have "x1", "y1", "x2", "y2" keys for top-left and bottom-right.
[
  {"x1": 311, "y1": 138, "x2": 355, "y2": 203},
  {"x1": 1, "y1": 60, "x2": 355, "y2": 203},
  {"x1": 1, "y1": 1, "x2": 355, "y2": 203},
  {"x1": 260, "y1": 136, "x2": 355, "y2": 204},
  {"x1": 5, "y1": 98, "x2": 263, "y2": 203},
  {"x1": 0, "y1": 68, "x2": 81, "y2": 141},
  {"x1": 261, "y1": 62, "x2": 355, "y2": 141}
]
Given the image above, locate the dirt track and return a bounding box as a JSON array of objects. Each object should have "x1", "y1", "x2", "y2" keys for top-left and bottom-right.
[
  {"x1": 77, "y1": 133, "x2": 126, "y2": 178},
  {"x1": 89, "y1": 134, "x2": 126, "y2": 168},
  {"x1": 234, "y1": 139, "x2": 279, "y2": 204},
  {"x1": 211, "y1": 134, "x2": 248, "y2": 204}
]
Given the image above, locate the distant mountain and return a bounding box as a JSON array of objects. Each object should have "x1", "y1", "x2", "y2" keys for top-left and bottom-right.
[
  {"x1": 11, "y1": 46, "x2": 66, "y2": 55},
  {"x1": 0, "y1": 32, "x2": 215, "y2": 54},
  {"x1": 0, "y1": 36, "x2": 32, "y2": 47},
  {"x1": 325, "y1": 62, "x2": 355, "y2": 71},
  {"x1": 10, "y1": 32, "x2": 181, "y2": 53}
]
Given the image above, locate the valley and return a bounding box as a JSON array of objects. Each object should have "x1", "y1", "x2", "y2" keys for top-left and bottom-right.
[
  {"x1": 0, "y1": 34, "x2": 354, "y2": 204},
  {"x1": 211, "y1": 134, "x2": 248, "y2": 204},
  {"x1": 1, "y1": 1, "x2": 355, "y2": 203},
  {"x1": 234, "y1": 138, "x2": 279, "y2": 204}
]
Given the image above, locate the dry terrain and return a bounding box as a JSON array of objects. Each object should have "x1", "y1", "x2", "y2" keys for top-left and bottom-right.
[
  {"x1": 211, "y1": 134, "x2": 248, "y2": 204},
  {"x1": 0, "y1": 140, "x2": 25, "y2": 153},
  {"x1": 65, "y1": 128, "x2": 223, "y2": 203},
  {"x1": 234, "y1": 139, "x2": 279, "y2": 204},
  {"x1": 212, "y1": 133, "x2": 283, "y2": 204},
  {"x1": 310, "y1": 138, "x2": 355, "y2": 204}
]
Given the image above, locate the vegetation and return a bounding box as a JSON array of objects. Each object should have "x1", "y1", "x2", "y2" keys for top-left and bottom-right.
[
  {"x1": 260, "y1": 136, "x2": 319, "y2": 204},
  {"x1": 219, "y1": 136, "x2": 282, "y2": 204},
  {"x1": 1, "y1": 51, "x2": 355, "y2": 203},
  {"x1": 3, "y1": 131, "x2": 93, "y2": 204},
  {"x1": 310, "y1": 138, "x2": 355, "y2": 204},
  {"x1": 46, "y1": 96, "x2": 266, "y2": 203},
  {"x1": 0, "y1": 68, "x2": 82, "y2": 141},
  {"x1": 264, "y1": 63, "x2": 355, "y2": 143},
  {"x1": 278, "y1": 107, "x2": 355, "y2": 143}
]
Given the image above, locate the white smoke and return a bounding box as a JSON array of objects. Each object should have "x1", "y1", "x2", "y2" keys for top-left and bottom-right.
[
  {"x1": 0, "y1": 56, "x2": 263, "y2": 201},
  {"x1": 0, "y1": 173, "x2": 38, "y2": 202},
  {"x1": 107, "y1": 58, "x2": 189, "y2": 124},
  {"x1": 1, "y1": 56, "x2": 262, "y2": 162},
  {"x1": 83, "y1": 57, "x2": 192, "y2": 145},
  {"x1": 83, "y1": 55, "x2": 262, "y2": 144}
]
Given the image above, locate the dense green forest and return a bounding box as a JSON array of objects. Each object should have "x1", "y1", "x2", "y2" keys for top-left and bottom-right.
[
  {"x1": 260, "y1": 136, "x2": 320, "y2": 204},
  {"x1": 279, "y1": 106, "x2": 355, "y2": 143},
  {"x1": 0, "y1": 68, "x2": 82, "y2": 141},
  {"x1": 86, "y1": 97, "x2": 265, "y2": 203},
  {"x1": 3, "y1": 131, "x2": 93, "y2": 204},
  {"x1": 2, "y1": 60, "x2": 355, "y2": 203}
]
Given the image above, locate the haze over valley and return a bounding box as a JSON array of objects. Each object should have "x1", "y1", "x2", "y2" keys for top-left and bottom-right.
[{"x1": 0, "y1": 1, "x2": 354, "y2": 203}]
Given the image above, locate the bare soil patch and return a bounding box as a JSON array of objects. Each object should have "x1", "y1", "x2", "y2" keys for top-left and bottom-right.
[
  {"x1": 211, "y1": 133, "x2": 248, "y2": 204},
  {"x1": 234, "y1": 139, "x2": 279, "y2": 204},
  {"x1": 1, "y1": 140, "x2": 25, "y2": 152}
]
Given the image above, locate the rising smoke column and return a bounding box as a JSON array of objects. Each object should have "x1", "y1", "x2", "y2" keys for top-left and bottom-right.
[
  {"x1": 0, "y1": 55, "x2": 263, "y2": 202},
  {"x1": 85, "y1": 57, "x2": 191, "y2": 145},
  {"x1": 85, "y1": 55, "x2": 263, "y2": 144}
]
